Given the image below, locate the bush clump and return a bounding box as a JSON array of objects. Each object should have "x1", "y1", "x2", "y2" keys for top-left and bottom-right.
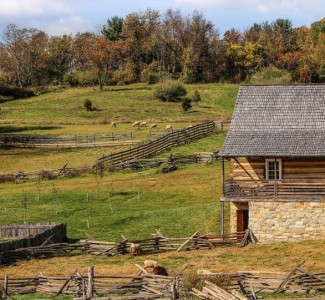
[
  {"x1": 181, "y1": 97, "x2": 192, "y2": 112},
  {"x1": 249, "y1": 65, "x2": 292, "y2": 84},
  {"x1": 154, "y1": 80, "x2": 187, "y2": 101},
  {"x1": 83, "y1": 99, "x2": 93, "y2": 111},
  {"x1": 192, "y1": 90, "x2": 201, "y2": 105}
]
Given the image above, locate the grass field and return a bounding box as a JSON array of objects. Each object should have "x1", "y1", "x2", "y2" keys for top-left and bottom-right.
[
  {"x1": 0, "y1": 83, "x2": 238, "y2": 124},
  {"x1": 0, "y1": 83, "x2": 324, "y2": 300}
]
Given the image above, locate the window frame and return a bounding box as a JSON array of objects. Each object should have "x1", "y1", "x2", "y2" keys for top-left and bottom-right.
[{"x1": 265, "y1": 159, "x2": 282, "y2": 180}]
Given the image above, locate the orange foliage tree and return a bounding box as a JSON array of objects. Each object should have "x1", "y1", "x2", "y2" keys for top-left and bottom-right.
[{"x1": 83, "y1": 36, "x2": 123, "y2": 91}]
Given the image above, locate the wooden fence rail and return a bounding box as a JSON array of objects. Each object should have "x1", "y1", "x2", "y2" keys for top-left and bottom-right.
[
  {"x1": 0, "y1": 229, "x2": 255, "y2": 265},
  {"x1": 0, "y1": 132, "x2": 137, "y2": 149},
  {"x1": 200, "y1": 263, "x2": 325, "y2": 295},
  {"x1": 98, "y1": 121, "x2": 218, "y2": 170},
  {"x1": 0, "y1": 266, "x2": 179, "y2": 299},
  {"x1": 0, "y1": 121, "x2": 220, "y2": 184}
]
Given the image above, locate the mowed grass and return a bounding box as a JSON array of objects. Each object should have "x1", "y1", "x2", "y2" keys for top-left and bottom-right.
[{"x1": 0, "y1": 83, "x2": 238, "y2": 124}]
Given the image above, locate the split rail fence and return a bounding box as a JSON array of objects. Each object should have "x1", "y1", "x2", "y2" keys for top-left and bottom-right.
[
  {"x1": 0, "y1": 121, "x2": 221, "y2": 183},
  {"x1": 0, "y1": 132, "x2": 137, "y2": 149},
  {"x1": 0, "y1": 229, "x2": 256, "y2": 265},
  {"x1": 0, "y1": 266, "x2": 180, "y2": 300},
  {"x1": 97, "y1": 121, "x2": 218, "y2": 170},
  {"x1": 195, "y1": 261, "x2": 325, "y2": 298}
]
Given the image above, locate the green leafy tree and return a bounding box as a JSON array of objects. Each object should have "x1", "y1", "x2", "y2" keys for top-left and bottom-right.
[{"x1": 102, "y1": 16, "x2": 124, "y2": 41}]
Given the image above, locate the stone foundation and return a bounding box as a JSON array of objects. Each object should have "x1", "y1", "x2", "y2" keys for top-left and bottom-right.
[{"x1": 229, "y1": 201, "x2": 325, "y2": 243}]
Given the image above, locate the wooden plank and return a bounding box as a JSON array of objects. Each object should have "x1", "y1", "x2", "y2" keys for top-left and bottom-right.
[{"x1": 176, "y1": 231, "x2": 199, "y2": 252}]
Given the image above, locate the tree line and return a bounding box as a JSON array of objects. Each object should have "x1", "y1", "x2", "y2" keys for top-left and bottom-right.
[{"x1": 1, "y1": 9, "x2": 325, "y2": 91}]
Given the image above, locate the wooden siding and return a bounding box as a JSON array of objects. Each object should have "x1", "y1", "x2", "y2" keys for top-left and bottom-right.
[{"x1": 231, "y1": 157, "x2": 325, "y2": 180}]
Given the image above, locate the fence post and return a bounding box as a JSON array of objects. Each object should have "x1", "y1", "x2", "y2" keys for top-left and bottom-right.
[
  {"x1": 3, "y1": 275, "x2": 8, "y2": 299},
  {"x1": 87, "y1": 266, "x2": 94, "y2": 299}
]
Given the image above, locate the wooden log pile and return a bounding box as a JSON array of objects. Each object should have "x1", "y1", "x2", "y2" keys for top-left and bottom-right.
[
  {"x1": 192, "y1": 280, "x2": 249, "y2": 300},
  {"x1": 0, "y1": 266, "x2": 179, "y2": 300}
]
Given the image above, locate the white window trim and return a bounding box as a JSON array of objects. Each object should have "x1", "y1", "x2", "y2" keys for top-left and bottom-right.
[{"x1": 265, "y1": 159, "x2": 282, "y2": 180}]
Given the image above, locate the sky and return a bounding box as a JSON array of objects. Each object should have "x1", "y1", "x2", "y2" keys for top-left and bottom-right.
[{"x1": 0, "y1": 0, "x2": 324, "y2": 37}]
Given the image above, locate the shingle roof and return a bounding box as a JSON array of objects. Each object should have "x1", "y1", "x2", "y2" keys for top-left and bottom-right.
[{"x1": 219, "y1": 85, "x2": 325, "y2": 157}]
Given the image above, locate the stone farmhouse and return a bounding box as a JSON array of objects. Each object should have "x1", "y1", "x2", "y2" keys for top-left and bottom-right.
[{"x1": 219, "y1": 85, "x2": 325, "y2": 242}]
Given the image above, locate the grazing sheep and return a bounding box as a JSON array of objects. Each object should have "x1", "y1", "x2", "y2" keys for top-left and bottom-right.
[
  {"x1": 144, "y1": 259, "x2": 158, "y2": 269},
  {"x1": 166, "y1": 125, "x2": 173, "y2": 132},
  {"x1": 197, "y1": 269, "x2": 212, "y2": 275},
  {"x1": 129, "y1": 243, "x2": 142, "y2": 255},
  {"x1": 111, "y1": 121, "x2": 117, "y2": 128},
  {"x1": 140, "y1": 122, "x2": 147, "y2": 127},
  {"x1": 153, "y1": 266, "x2": 169, "y2": 276},
  {"x1": 133, "y1": 121, "x2": 141, "y2": 127},
  {"x1": 150, "y1": 123, "x2": 157, "y2": 129},
  {"x1": 187, "y1": 125, "x2": 193, "y2": 128}
]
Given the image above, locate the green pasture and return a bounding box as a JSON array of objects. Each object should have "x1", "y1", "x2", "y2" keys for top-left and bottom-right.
[
  {"x1": 0, "y1": 83, "x2": 238, "y2": 124},
  {"x1": 0, "y1": 162, "x2": 227, "y2": 241},
  {"x1": 0, "y1": 83, "x2": 233, "y2": 239}
]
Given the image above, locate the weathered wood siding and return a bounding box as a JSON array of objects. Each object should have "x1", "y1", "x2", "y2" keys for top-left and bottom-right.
[{"x1": 231, "y1": 157, "x2": 325, "y2": 180}]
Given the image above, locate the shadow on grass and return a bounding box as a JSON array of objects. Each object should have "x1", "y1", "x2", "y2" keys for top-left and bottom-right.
[
  {"x1": 107, "y1": 86, "x2": 152, "y2": 92},
  {"x1": 0, "y1": 125, "x2": 60, "y2": 134}
]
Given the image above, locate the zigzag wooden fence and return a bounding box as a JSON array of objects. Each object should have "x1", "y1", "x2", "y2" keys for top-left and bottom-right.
[
  {"x1": 0, "y1": 132, "x2": 137, "y2": 149},
  {"x1": 98, "y1": 121, "x2": 218, "y2": 170},
  {"x1": 197, "y1": 261, "x2": 325, "y2": 296},
  {"x1": 0, "y1": 229, "x2": 256, "y2": 265},
  {"x1": 0, "y1": 266, "x2": 180, "y2": 299},
  {"x1": 0, "y1": 121, "x2": 220, "y2": 183}
]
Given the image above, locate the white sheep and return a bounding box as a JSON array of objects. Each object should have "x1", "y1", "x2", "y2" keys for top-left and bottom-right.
[
  {"x1": 197, "y1": 269, "x2": 212, "y2": 275},
  {"x1": 111, "y1": 121, "x2": 117, "y2": 128},
  {"x1": 150, "y1": 123, "x2": 157, "y2": 129},
  {"x1": 140, "y1": 122, "x2": 147, "y2": 127},
  {"x1": 129, "y1": 243, "x2": 142, "y2": 255},
  {"x1": 133, "y1": 121, "x2": 141, "y2": 127},
  {"x1": 187, "y1": 125, "x2": 193, "y2": 128},
  {"x1": 166, "y1": 125, "x2": 173, "y2": 132},
  {"x1": 144, "y1": 259, "x2": 158, "y2": 269}
]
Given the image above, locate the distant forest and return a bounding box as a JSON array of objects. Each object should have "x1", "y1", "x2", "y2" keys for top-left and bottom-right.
[{"x1": 1, "y1": 8, "x2": 325, "y2": 91}]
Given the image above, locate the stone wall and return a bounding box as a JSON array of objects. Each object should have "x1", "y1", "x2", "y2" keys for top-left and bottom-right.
[{"x1": 249, "y1": 201, "x2": 325, "y2": 243}]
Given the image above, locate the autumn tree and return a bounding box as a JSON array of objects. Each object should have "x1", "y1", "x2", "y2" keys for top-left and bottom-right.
[
  {"x1": 46, "y1": 34, "x2": 73, "y2": 83},
  {"x1": 1, "y1": 24, "x2": 48, "y2": 87},
  {"x1": 83, "y1": 35, "x2": 122, "y2": 91}
]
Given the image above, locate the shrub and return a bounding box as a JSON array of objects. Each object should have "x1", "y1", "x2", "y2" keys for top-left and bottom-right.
[
  {"x1": 154, "y1": 80, "x2": 187, "y2": 102},
  {"x1": 84, "y1": 99, "x2": 93, "y2": 111},
  {"x1": 64, "y1": 71, "x2": 98, "y2": 87},
  {"x1": 249, "y1": 66, "x2": 292, "y2": 84},
  {"x1": 192, "y1": 90, "x2": 201, "y2": 105},
  {"x1": 181, "y1": 97, "x2": 192, "y2": 112},
  {"x1": 111, "y1": 69, "x2": 135, "y2": 85}
]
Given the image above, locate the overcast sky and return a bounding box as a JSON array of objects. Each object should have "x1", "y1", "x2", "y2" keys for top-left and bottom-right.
[{"x1": 0, "y1": 0, "x2": 324, "y2": 37}]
